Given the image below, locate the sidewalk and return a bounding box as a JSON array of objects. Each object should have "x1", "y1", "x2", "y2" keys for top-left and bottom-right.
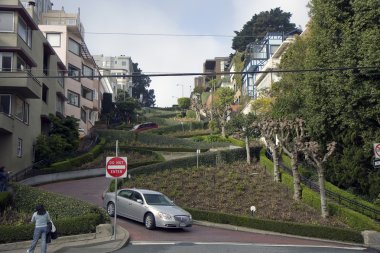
[{"x1": 0, "y1": 224, "x2": 129, "y2": 253}]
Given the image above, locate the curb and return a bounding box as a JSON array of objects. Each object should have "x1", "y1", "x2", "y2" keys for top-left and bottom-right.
[
  {"x1": 0, "y1": 224, "x2": 129, "y2": 253},
  {"x1": 193, "y1": 220, "x2": 366, "y2": 248}
]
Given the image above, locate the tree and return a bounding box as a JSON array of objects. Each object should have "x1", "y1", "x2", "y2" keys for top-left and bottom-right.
[
  {"x1": 35, "y1": 114, "x2": 79, "y2": 163},
  {"x1": 114, "y1": 97, "x2": 140, "y2": 124},
  {"x1": 212, "y1": 87, "x2": 235, "y2": 137},
  {"x1": 191, "y1": 94, "x2": 203, "y2": 121},
  {"x1": 254, "y1": 118, "x2": 281, "y2": 182},
  {"x1": 177, "y1": 97, "x2": 191, "y2": 110},
  {"x1": 302, "y1": 141, "x2": 336, "y2": 218},
  {"x1": 278, "y1": 118, "x2": 305, "y2": 201},
  {"x1": 131, "y1": 63, "x2": 156, "y2": 107},
  {"x1": 271, "y1": 0, "x2": 380, "y2": 200},
  {"x1": 232, "y1": 8, "x2": 298, "y2": 52},
  {"x1": 226, "y1": 113, "x2": 259, "y2": 164}
]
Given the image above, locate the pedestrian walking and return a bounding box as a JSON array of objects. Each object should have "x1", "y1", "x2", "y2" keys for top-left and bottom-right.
[{"x1": 27, "y1": 204, "x2": 51, "y2": 253}]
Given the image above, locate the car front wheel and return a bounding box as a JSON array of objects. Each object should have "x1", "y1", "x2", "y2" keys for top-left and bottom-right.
[
  {"x1": 144, "y1": 213, "x2": 156, "y2": 230},
  {"x1": 107, "y1": 202, "x2": 115, "y2": 217}
]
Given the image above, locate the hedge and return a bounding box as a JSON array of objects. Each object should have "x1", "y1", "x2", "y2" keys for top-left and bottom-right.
[
  {"x1": 129, "y1": 147, "x2": 260, "y2": 176},
  {"x1": 0, "y1": 213, "x2": 104, "y2": 243},
  {"x1": 148, "y1": 121, "x2": 208, "y2": 135},
  {"x1": 186, "y1": 208, "x2": 363, "y2": 243},
  {"x1": 259, "y1": 149, "x2": 380, "y2": 232},
  {"x1": 97, "y1": 129, "x2": 229, "y2": 149},
  {"x1": 41, "y1": 138, "x2": 106, "y2": 173}
]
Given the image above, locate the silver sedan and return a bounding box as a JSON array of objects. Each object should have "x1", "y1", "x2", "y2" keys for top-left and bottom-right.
[{"x1": 103, "y1": 188, "x2": 192, "y2": 230}]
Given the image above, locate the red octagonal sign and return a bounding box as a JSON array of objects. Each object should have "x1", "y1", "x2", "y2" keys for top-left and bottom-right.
[{"x1": 106, "y1": 157, "x2": 127, "y2": 178}]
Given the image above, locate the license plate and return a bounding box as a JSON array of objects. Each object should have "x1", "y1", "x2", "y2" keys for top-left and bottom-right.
[{"x1": 180, "y1": 223, "x2": 186, "y2": 227}]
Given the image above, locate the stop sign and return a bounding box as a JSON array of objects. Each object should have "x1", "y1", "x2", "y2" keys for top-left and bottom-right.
[{"x1": 106, "y1": 157, "x2": 127, "y2": 178}]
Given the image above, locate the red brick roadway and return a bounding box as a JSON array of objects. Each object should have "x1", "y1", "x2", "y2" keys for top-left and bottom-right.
[{"x1": 39, "y1": 177, "x2": 348, "y2": 246}]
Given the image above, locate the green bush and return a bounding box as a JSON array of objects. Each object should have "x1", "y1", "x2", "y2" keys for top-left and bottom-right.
[
  {"x1": 186, "y1": 208, "x2": 363, "y2": 243},
  {"x1": 260, "y1": 149, "x2": 380, "y2": 232},
  {"x1": 186, "y1": 110, "x2": 196, "y2": 119},
  {"x1": 0, "y1": 214, "x2": 103, "y2": 243},
  {"x1": 0, "y1": 191, "x2": 13, "y2": 212},
  {"x1": 11, "y1": 183, "x2": 108, "y2": 219},
  {"x1": 0, "y1": 183, "x2": 109, "y2": 243},
  {"x1": 41, "y1": 138, "x2": 106, "y2": 173}
]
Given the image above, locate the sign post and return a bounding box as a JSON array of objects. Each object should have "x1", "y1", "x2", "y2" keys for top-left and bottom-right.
[
  {"x1": 106, "y1": 140, "x2": 127, "y2": 240},
  {"x1": 196, "y1": 149, "x2": 200, "y2": 168}
]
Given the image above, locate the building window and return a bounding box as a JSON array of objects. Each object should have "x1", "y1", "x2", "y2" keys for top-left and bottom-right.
[
  {"x1": 42, "y1": 84, "x2": 48, "y2": 103},
  {"x1": 67, "y1": 90, "x2": 79, "y2": 107},
  {"x1": 81, "y1": 108, "x2": 86, "y2": 122},
  {"x1": 46, "y1": 33, "x2": 61, "y2": 47},
  {"x1": 17, "y1": 138, "x2": 23, "y2": 158},
  {"x1": 24, "y1": 102, "x2": 29, "y2": 124},
  {"x1": 57, "y1": 69, "x2": 64, "y2": 87},
  {"x1": 68, "y1": 64, "x2": 80, "y2": 81},
  {"x1": 0, "y1": 52, "x2": 13, "y2": 71},
  {"x1": 0, "y1": 94, "x2": 11, "y2": 115},
  {"x1": 17, "y1": 56, "x2": 29, "y2": 71},
  {"x1": 68, "y1": 38, "x2": 80, "y2": 55},
  {"x1": 81, "y1": 86, "x2": 93, "y2": 101},
  {"x1": 18, "y1": 16, "x2": 32, "y2": 47},
  {"x1": 14, "y1": 96, "x2": 28, "y2": 123},
  {"x1": 122, "y1": 61, "x2": 126, "y2": 66},
  {"x1": 0, "y1": 12, "x2": 14, "y2": 32},
  {"x1": 82, "y1": 64, "x2": 93, "y2": 79}
]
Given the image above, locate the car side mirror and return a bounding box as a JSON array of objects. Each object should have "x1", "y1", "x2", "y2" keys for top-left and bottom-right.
[{"x1": 137, "y1": 199, "x2": 143, "y2": 204}]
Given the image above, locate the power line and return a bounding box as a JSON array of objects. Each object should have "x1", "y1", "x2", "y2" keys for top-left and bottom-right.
[{"x1": 0, "y1": 66, "x2": 378, "y2": 79}]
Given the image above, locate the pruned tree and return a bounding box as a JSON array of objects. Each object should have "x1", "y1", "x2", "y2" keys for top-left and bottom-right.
[
  {"x1": 226, "y1": 113, "x2": 259, "y2": 164},
  {"x1": 213, "y1": 87, "x2": 235, "y2": 137},
  {"x1": 278, "y1": 118, "x2": 305, "y2": 201},
  {"x1": 254, "y1": 118, "x2": 281, "y2": 182},
  {"x1": 302, "y1": 141, "x2": 337, "y2": 218},
  {"x1": 191, "y1": 94, "x2": 203, "y2": 121}
]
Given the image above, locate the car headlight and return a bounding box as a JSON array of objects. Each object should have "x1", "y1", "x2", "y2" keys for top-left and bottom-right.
[{"x1": 158, "y1": 212, "x2": 172, "y2": 220}]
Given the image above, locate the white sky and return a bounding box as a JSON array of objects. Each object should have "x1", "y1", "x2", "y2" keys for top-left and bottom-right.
[{"x1": 52, "y1": 0, "x2": 310, "y2": 107}]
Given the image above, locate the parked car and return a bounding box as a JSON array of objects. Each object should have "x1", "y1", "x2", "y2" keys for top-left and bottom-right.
[
  {"x1": 103, "y1": 188, "x2": 192, "y2": 230},
  {"x1": 130, "y1": 122, "x2": 158, "y2": 132}
]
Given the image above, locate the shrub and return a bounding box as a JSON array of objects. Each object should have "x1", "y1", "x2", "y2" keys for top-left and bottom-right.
[
  {"x1": 41, "y1": 138, "x2": 106, "y2": 173},
  {"x1": 0, "y1": 191, "x2": 13, "y2": 212},
  {"x1": 0, "y1": 214, "x2": 103, "y2": 243}
]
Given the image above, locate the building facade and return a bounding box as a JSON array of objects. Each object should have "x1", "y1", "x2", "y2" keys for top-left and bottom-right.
[
  {"x1": 0, "y1": 0, "x2": 66, "y2": 172},
  {"x1": 39, "y1": 8, "x2": 101, "y2": 136},
  {"x1": 93, "y1": 54, "x2": 134, "y2": 98}
]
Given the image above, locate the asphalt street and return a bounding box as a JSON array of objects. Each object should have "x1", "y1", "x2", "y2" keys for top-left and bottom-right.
[{"x1": 115, "y1": 242, "x2": 372, "y2": 253}]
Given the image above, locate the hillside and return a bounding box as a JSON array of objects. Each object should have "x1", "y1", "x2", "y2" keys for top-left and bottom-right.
[{"x1": 124, "y1": 160, "x2": 347, "y2": 228}]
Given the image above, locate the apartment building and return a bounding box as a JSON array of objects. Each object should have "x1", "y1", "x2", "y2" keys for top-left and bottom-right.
[
  {"x1": 38, "y1": 8, "x2": 101, "y2": 136},
  {"x1": 93, "y1": 54, "x2": 134, "y2": 98},
  {"x1": 0, "y1": 0, "x2": 66, "y2": 172}
]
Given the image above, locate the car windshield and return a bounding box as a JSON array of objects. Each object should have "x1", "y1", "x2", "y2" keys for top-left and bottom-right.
[
  {"x1": 143, "y1": 194, "x2": 174, "y2": 206},
  {"x1": 132, "y1": 125, "x2": 140, "y2": 130}
]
